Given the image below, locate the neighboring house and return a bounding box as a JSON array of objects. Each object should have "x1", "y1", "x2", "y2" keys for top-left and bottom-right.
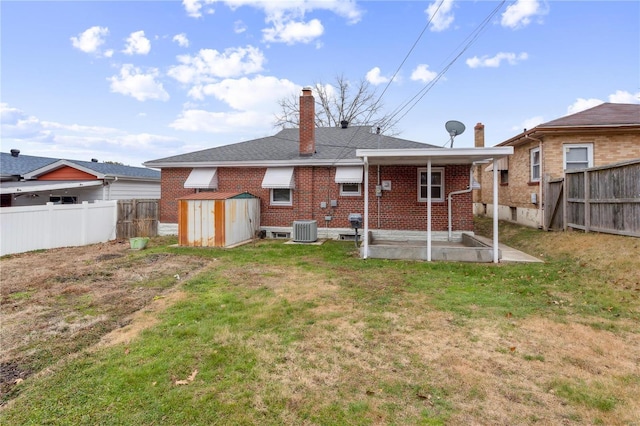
[
  {"x1": 1, "y1": 150, "x2": 161, "y2": 207},
  {"x1": 475, "y1": 103, "x2": 640, "y2": 229},
  {"x1": 146, "y1": 87, "x2": 512, "y2": 261}
]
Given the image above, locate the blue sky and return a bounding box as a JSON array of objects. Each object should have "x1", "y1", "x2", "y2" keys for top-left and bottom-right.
[{"x1": 1, "y1": 0, "x2": 638, "y2": 167}]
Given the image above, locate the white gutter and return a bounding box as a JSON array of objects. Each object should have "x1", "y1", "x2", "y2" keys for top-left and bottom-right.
[
  {"x1": 363, "y1": 157, "x2": 369, "y2": 259},
  {"x1": 143, "y1": 159, "x2": 364, "y2": 169},
  {"x1": 447, "y1": 165, "x2": 476, "y2": 241},
  {"x1": 493, "y1": 158, "x2": 499, "y2": 263},
  {"x1": 427, "y1": 159, "x2": 432, "y2": 262}
]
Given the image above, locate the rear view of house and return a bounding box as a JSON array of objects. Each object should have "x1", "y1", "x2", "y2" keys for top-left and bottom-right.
[{"x1": 145, "y1": 87, "x2": 512, "y2": 261}]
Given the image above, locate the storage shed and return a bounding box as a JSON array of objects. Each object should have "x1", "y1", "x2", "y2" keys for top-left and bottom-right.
[{"x1": 178, "y1": 192, "x2": 260, "y2": 248}]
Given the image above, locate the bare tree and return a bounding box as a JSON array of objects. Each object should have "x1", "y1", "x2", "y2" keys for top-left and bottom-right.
[{"x1": 274, "y1": 74, "x2": 397, "y2": 133}]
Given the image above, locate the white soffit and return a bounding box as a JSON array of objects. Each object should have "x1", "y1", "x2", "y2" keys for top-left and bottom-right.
[
  {"x1": 262, "y1": 167, "x2": 295, "y2": 189},
  {"x1": 335, "y1": 166, "x2": 363, "y2": 184},
  {"x1": 184, "y1": 168, "x2": 218, "y2": 189},
  {"x1": 0, "y1": 180, "x2": 103, "y2": 195}
]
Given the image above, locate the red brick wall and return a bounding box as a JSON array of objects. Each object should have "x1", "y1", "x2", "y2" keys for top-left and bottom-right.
[{"x1": 160, "y1": 164, "x2": 474, "y2": 231}]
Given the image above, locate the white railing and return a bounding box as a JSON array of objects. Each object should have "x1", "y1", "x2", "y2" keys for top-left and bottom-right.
[{"x1": 0, "y1": 201, "x2": 118, "y2": 256}]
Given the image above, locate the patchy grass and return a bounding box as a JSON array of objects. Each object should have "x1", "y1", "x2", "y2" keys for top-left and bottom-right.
[{"x1": 1, "y1": 221, "x2": 640, "y2": 425}]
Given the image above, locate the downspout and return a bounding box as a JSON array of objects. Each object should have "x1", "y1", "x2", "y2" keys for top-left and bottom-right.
[
  {"x1": 447, "y1": 164, "x2": 476, "y2": 241},
  {"x1": 524, "y1": 133, "x2": 544, "y2": 229},
  {"x1": 104, "y1": 176, "x2": 118, "y2": 200},
  {"x1": 363, "y1": 156, "x2": 369, "y2": 259}
]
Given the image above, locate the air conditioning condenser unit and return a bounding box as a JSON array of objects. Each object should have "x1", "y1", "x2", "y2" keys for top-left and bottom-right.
[{"x1": 293, "y1": 220, "x2": 318, "y2": 243}]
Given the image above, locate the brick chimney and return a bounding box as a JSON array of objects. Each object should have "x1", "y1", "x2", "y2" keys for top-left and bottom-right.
[
  {"x1": 474, "y1": 123, "x2": 485, "y2": 148},
  {"x1": 299, "y1": 86, "x2": 315, "y2": 156}
]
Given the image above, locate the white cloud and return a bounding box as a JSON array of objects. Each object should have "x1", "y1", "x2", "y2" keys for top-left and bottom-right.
[
  {"x1": 466, "y1": 52, "x2": 528, "y2": 68},
  {"x1": 184, "y1": 1, "x2": 362, "y2": 45},
  {"x1": 567, "y1": 98, "x2": 604, "y2": 115},
  {"x1": 425, "y1": 0, "x2": 455, "y2": 32},
  {"x1": 168, "y1": 45, "x2": 265, "y2": 85},
  {"x1": 70, "y1": 26, "x2": 110, "y2": 55},
  {"x1": 194, "y1": 0, "x2": 362, "y2": 24},
  {"x1": 171, "y1": 76, "x2": 298, "y2": 135},
  {"x1": 365, "y1": 67, "x2": 390, "y2": 86},
  {"x1": 183, "y1": 0, "x2": 216, "y2": 18},
  {"x1": 172, "y1": 33, "x2": 190, "y2": 48},
  {"x1": 608, "y1": 90, "x2": 640, "y2": 104},
  {"x1": 1, "y1": 103, "x2": 184, "y2": 165},
  {"x1": 263, "y1": 19, "x2": 324, "y2": 44},
  {"x1": 169, "y1": 109, "x2": 272, "y2": 133},
  {"x1": 108, "y1": 65, "x2": 170, "y2": 102},
  {"x1": 501, "y1": 0, "x2": 546, "y2": 29},
  {"x1": 411, "y1": 64, "x2": 438, "y2": 83},
  {"x1": 0, "y1": 103, "x2": 49, "y2": 139},
  {"x1": 512, "y1": 115, "x2": 544, "y2": 132},
  {"x1": 186, "y1": 75, "x2": 298, "y2": 110},
  {"x1": 123, "y1": 31, "x2": 151, "y2": 55},
  {"x1": 234, "y1": 20, "x2": 247, "y2": 34},
  {"x1": 566, "y1": 91, "x2": 640, "y2": 115}
]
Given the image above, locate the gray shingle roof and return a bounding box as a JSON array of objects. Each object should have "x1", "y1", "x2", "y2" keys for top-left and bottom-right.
[
  {"x1": 145, "y1": 126, "x2": 436, "y2": 166},
  {"x1": 1, "y1": 152, "x2": 160, "y2": 179},
  {"x1": 540, "y1": 103, "x2": 640, "y2": 127},
  {"x1": 1, "y1": 153, "x2": 57, "y2": 176}
]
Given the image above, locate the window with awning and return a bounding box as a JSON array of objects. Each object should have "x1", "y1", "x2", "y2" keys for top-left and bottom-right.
[
  {"x1": 184, "y1": 168, "x2": 218, "y2": 189},
  {"x1": 261, "y1": 167, "x2": 295, "y2": 189},
  {"x1": 334, "y1": 166, "x2": 363, "y2": 183}
]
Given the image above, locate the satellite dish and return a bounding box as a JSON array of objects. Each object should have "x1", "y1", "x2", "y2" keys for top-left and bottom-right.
[{"x1": 445, "y1": 120, "x2": 466, "y2": 148}]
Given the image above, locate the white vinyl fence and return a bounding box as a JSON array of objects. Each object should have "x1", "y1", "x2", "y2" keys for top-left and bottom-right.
[{"x1": 0, "y1": 201, "x2": 118, "y2": 256}]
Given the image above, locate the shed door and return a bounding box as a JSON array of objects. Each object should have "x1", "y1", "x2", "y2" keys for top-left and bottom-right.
[{"x1": 179, "y1": 199, "x2": 225, "y2": 247}]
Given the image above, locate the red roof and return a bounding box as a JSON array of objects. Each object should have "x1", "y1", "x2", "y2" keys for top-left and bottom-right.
[{"x1": 178, "y1": 192, "x2": 253, "y2": 200}]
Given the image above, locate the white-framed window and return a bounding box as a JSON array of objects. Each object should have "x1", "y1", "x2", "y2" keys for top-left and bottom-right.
[
  {"x1": 417, "y1": 168, "x2": 444, "y2": 202},
  {"x1": 530, "y1": 147, "x2": 541, "y2": 182},
  {"x1": 564, "y1": 143, "x2": 593, "y2": 170},
  {"x1": 270, "y1": 188, "x2": 292, "y2": 206},
  {"x1": 340, "y1": 183, "x2": 361, "y2": 196}
]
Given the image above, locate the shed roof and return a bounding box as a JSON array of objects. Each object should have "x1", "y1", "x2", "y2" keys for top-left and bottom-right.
[{"x1": 178, "y1": 191, "x2": 257, "y2": 200}]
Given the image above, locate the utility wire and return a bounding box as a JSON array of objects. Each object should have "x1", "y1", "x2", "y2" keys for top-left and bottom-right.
[
  {"x1": 382, "y1": 1, "x2": 506, "y2": 131},
  {"x1": 325, "y1": 0, "x2": 449, "y2": 167}
]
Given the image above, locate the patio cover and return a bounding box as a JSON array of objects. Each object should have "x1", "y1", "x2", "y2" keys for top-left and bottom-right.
[
  {"x1": 0, "y1": 180, "x2": 103, "y2": 195},
  {"x1": 356, "y1": 147, "x2": 514, "y2": 263}
]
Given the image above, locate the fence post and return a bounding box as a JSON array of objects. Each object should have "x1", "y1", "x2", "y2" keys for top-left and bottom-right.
[
  {"x1": 46, "y1": 202, "x2": 54, "y2": 250},
  {"x1": 584, "y1": 170, "x2": 590, "y2": 233}
]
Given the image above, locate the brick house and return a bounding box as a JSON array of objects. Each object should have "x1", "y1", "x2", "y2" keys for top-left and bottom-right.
[
  {"x1": 474, "y1": 103, "x2": 640, "y2": 229},
  {"x1": 145, "y1": 87, "x2": 512, "y2": 261}
]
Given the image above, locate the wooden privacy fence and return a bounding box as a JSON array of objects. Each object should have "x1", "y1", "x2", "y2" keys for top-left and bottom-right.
[
  {"x1": 0, "y1": 201, "x2": 118, "y2": 256},
  {"x1": 116, "y1": 199, "x2": 158, "y2": 239},
  {"x1": 553, "y1": 159, "x2": 640, "y2": 237}
]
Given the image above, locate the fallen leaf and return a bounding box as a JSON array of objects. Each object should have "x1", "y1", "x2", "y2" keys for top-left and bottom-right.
[
  {"x1": 506, "y1": 312, "x2": 513, "y2": 318},
  {"x1": 174, "y1": 369, "x2": 198, "y2": 385},
  {"x1": 510, "y1": 346, "x2": 516, "y2": 352}
]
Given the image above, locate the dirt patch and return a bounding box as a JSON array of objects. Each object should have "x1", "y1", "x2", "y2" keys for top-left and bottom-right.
[{"x1": 0, "y1": 239, "x2": 211, "y2": 400}]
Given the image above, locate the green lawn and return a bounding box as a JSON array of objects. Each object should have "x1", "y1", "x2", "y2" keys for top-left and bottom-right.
[{"x1": 2, "y1": 220, "x2": 639, "y2": 425}]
